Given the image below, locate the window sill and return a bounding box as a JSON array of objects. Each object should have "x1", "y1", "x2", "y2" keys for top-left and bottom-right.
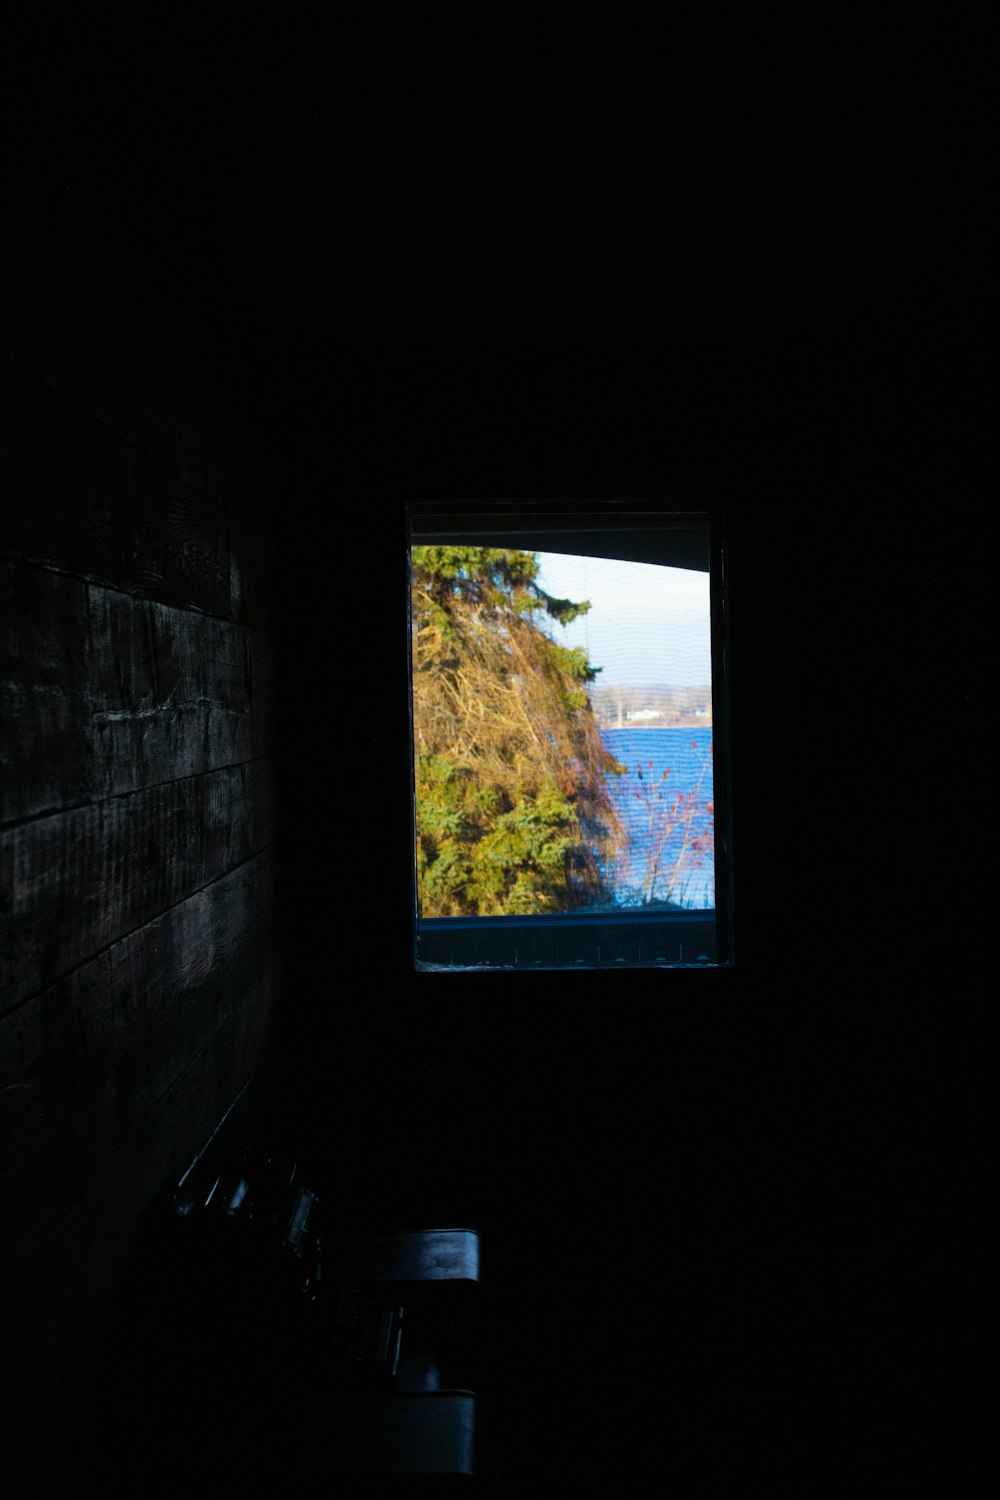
[{"x1": 415, "y1": 908, "x2": 727, "y2": 970}]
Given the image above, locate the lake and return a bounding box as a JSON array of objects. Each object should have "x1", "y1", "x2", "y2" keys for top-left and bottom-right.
[{"x1": 597, "y1": 726, "x2": 715, "y2": 909}]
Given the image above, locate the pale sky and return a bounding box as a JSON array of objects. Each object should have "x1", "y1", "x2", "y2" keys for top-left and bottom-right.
[{"x1": 533, "y1": 550, "x2": 712, "y2": 686}]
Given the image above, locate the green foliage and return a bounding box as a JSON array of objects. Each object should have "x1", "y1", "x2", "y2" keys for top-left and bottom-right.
[
  {"x1": 412, "y1": 546, "x2": 541, "y2": 600},
  {"x1": 414, "y1": 750, "x2": 583, "y2": 915},
  {"x1": 411, "y1": 546, "x2": 625, "y2": 917},
  {"x1": 412, "y1": 546, "x2": 594, "y2": 630},
  {"x1": 549, "y1": 642, "x2": 601, "y2": 684},
  {"x1": 539, "y1": 591, "x2": 592, "y2": 626}
]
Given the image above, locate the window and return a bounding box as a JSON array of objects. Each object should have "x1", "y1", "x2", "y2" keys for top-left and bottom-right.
[{"x1": 408, "y1": 501, "x2": 733, "y2": 969}]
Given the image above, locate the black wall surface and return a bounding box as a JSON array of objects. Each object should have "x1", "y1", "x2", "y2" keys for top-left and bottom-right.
[
  {"x1": 1, "y1": 239, "x2": 280, "y2": 1455},
  {"x1": 2, "y1": 22, "x2": 987, "y2": 1494}
]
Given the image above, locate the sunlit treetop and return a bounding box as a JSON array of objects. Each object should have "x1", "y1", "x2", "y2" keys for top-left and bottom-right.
[{"x1": 411, "y1": 546, "x2": 592, "y2": 627}]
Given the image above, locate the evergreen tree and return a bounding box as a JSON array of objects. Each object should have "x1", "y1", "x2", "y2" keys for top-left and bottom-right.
[{"x1": 410, "y1": 546, "x2": 626, "y2": 916}]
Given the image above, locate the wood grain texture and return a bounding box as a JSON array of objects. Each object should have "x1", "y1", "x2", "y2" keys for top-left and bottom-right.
[
  {"x1": 109, "y1": 847, "x2": 275, "y2": 1132},
  {"x1": 0, "y1": 851, "x2": 275, "y2": 1260},
  {"x1": 1, "y1": 758, "x2": 274, "y2": 1007},
  {"x1": 0, "y1": 561, "x2": 275, "y2": 823},
  {"x1": 0, "y1": 562, "x2": 95, "y2": 818},
  {"x1": 1, "y1": 275, "x2": 278, "y2": 1458},
  {"x1": 1, "y1": 355, "x2": 254, "y2": 620},
  {"x1": 0, "y1": 953, "x2": 118, "y2": 1250}
]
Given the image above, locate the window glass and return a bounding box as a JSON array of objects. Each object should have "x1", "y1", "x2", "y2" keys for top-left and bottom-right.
[{"x1": 410, "y1": 544, "x2": 715, "y2": 919}]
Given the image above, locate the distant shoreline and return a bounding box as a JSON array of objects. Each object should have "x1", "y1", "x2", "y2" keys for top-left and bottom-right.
[{"x1": 598, "y1": 723, "x2": 713, "y2": 731}]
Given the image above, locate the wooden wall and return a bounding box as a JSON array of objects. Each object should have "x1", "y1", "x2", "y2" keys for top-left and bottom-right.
[{"x1": 0, "y1": 277, "x2": 278, "y2": 1443}]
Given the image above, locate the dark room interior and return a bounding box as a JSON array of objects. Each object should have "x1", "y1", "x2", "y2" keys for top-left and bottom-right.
[{"x1": 2, "y1": 23, "x2": 986, "y2": 1494}]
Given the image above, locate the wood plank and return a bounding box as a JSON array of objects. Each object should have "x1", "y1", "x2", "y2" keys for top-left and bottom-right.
[
  {"x1": 2, "y1": 354, "x2": 234, "y2": 619},
  {"x1": 2, "y1": 1002, "x2": 273, "y2": 1445},
  {"x1": 0, "y1": 954, "x2": 118, "y2": 1249},
  {"x1": 0, "y1": 852, "x2": 274, "y2": 1257},
  {"x1": 110, "y1": 849, "x2": 275, "y2": 1131},
  {"x1": 0, "y1": 563, "x2": 95, "y2": 819},
  {"x1": 89, "y1": 418, "x2": 229, "y2": 612},
  {"x1": 86, "y1": 589, "x2": 271, "y2": 800},
  {"x1": 1, "y1": 560, "x2": 275, "y2": 824},
  {"x1": 1, "y1": 758, "x2": 274, "y2": 1008}
]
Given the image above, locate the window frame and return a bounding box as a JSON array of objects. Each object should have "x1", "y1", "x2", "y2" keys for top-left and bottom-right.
[{"x1": 407, "y1": 498, "x2": 734, "y2": 970}]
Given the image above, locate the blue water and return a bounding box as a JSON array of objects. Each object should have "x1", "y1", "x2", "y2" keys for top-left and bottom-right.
[{"x1": 597, "y1": 726, "x2": 715, "y2": 909}]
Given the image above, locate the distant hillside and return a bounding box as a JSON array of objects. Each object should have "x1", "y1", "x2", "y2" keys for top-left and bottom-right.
[{"x1": 589, "y1": 683, "x2": 712, "y2": 728}]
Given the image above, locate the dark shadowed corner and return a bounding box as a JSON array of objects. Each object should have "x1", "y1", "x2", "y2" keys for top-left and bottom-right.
[{"x1": 2, "y1": 27, "x2": 987, "y2": 1494}]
